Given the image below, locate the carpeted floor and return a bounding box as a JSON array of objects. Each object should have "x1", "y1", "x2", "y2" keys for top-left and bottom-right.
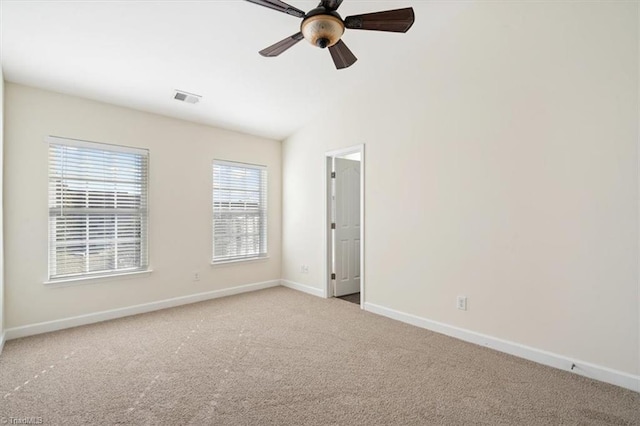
[{"x1": 0, "y1": 286, "x2": 638, "y2": 425}]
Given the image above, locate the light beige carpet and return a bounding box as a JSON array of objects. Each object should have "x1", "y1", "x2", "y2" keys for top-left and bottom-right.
[{"x1": 0, "y1": 287, "x2": 638, "y2": 425}]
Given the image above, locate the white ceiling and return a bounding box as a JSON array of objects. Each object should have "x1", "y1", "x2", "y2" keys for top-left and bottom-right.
[{"x1": 0, "y1": 1, "x2": 467, "y2": 140}]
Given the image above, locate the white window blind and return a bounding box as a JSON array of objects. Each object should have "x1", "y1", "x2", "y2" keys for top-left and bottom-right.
[
  {"x1": 213, "y1": 160, "x2": 267, "y2": 263},
  {"x1": 47, "y1": 137, "x2": 149, "y2": 281}
]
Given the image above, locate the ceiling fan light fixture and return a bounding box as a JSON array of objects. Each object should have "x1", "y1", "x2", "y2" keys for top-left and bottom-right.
[
  {"x1": 246, "y1": 0, "x2": 415, "y2": 70},
  {"x1": 301, "y1": 14, "x2": 345, "y2": 49}
]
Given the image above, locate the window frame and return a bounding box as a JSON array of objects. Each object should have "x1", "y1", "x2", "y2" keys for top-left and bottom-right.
[
  {"x1": 46, "y1": 136, "x2": 150, "y2": 283},
  {"x1": 212, "y1": 159, "x2": 268, "y2": 264}
]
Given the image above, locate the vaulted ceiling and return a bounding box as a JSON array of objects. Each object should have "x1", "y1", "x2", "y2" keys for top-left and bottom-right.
[{"x1": 1, "y1": 1, "x2": 467, "y2": 140}]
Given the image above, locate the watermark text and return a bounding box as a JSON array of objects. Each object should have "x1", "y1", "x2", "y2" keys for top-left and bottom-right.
[{"x1": 0, "y1": 417, "x2": 44, "y2": 425}]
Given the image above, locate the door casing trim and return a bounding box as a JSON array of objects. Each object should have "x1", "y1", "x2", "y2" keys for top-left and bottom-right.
[{"x1": 324, "y1": 144, "x2": 365, "y2": 308}]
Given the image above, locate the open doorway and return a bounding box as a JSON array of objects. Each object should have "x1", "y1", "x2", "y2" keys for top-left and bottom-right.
[{"x1": 325, "y1": 145, "x2": 365, "y2": 308}]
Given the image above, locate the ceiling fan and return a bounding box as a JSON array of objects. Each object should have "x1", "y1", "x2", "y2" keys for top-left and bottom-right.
[{"x1": 244, "y1": 0, "x2": 415, "y2": 69}]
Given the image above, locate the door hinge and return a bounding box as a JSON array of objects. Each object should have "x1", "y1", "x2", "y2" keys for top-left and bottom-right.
[
  {"x1": 331, "y1": 273, "x2": 336, "y2": 280},
  {"x1": 331, "y1": 223, "x2": 336, "y2": 229},
  {"x1": 331, "y1": 172, "x2": 336, "y2": 178}
]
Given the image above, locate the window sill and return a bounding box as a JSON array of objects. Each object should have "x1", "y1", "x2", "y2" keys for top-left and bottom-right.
[
  {"x1": 211, "y1": 257, "x2": 270, "y2": 267},
  {"x1": 44, "y1": 269, "x2": 152, "y2": 288}
]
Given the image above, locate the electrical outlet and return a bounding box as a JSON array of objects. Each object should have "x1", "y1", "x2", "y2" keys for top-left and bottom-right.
[
  {"x1": 300, "y1": 265, "x2": 309, "y2": 274},
  {"x1": 193, "y1": 271, "x2": 201, "y2": 282},
  {"x1": 457, "y1": 296, "x2": 467, "y2": 311}
]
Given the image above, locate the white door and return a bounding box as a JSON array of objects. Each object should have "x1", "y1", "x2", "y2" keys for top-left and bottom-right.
[{"x1": 333, "y1": 158, "x2": 361, "y2": 297}]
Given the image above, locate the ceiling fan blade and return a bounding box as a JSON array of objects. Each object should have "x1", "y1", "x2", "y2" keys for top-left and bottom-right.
[
  {"x1": 244, "y1": 0, "x2": 306, "y2": 18},
  {"x1": 329, "y1": 40, "x2": 357, "y2": 69},
  {"x1": 259, "y1": 32, "x2": 304, "y2": 57},
  {"x1": 344, "y1": 7, "x2": 415, "y2": 33},
  {"x1": 318, "y1": 0, "x2": 343, "y2": 11}
]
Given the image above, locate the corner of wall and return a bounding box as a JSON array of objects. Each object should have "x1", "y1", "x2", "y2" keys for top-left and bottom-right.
[
  {"x1": 637, "y1": 0, "x2": 640, "y2": 382},
  {"x1": 0, "y1": 65, "x2": 5, "y2": 351}
]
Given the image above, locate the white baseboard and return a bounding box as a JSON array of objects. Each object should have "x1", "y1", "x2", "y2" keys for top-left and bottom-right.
[
  {"x1": 0, "y1": 331, "x2": 5, "y2": 354},
  {"x1": 5, "y1": 280, "x2": 280, "y2": 341},
  {"x1": 364, "y1": 302, "x2": 639, "y2": 393},
  {"x1": 280, "y1": 280, "x2": 325, "y2": 298}
]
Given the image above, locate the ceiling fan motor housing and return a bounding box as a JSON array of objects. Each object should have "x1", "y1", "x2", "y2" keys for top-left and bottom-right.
[{"x1": 301, "y1": 9, "x2": 345, "y2": 49}]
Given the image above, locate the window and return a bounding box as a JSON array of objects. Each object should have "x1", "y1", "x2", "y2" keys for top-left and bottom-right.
[
  {"x1": 212, "y1": 160, "x2": 267, "y2": 263},
  {"x1": 47, "y1": 136, "x2": 149, "y2": 281}
]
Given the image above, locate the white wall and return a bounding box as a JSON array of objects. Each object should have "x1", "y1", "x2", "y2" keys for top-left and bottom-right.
[
  {"x1": 282, "y1": 2, "x2": 639, "y2": 375},
  {"x1": 4, "y1": 83, "x2": 281, "y2": 328}
]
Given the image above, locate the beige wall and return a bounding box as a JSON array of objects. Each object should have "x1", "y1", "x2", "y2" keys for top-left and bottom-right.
[
  {"x1": 282, "y1": 2, "x2": 639, "y2": 375},
  {"x1": 0, "y1": 67, "x2": 4, "y2": 337},
  {"x1": 4, "y1": 83, "x2": 281, "y2": 328}
]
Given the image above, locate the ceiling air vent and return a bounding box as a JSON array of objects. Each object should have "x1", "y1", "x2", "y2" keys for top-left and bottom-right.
[{"x1": 173, "y1": 90, "x2": 201, "y2": 104}]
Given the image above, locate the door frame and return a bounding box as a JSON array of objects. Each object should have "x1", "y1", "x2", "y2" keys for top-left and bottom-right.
[{"x1": 324, "y1": 144, "x2": 365, "y2": 307}]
